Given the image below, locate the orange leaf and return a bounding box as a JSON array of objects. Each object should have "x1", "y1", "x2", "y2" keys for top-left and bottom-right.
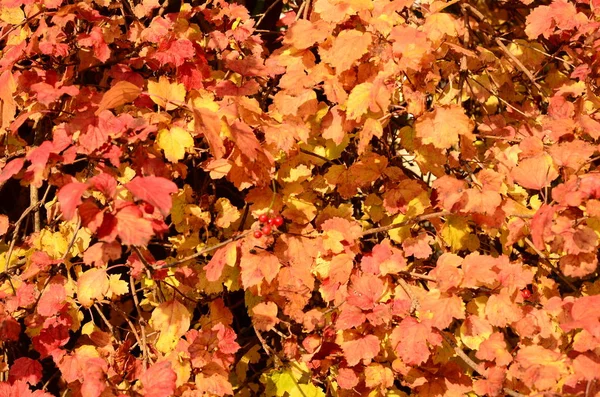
[
  {"x1": 340, "y1": 333, "x2": 380, "y2": 366},
  {"x1": 415, "y1": 105, "x2": 474, "y2": 150},
  {"x1": 95, "y1": 81, "x2": 142, "y2": 115},
  {"x1": 252, "y1": 302, "x2": 279, "y2": 331},
  {"x1": 77, "y1": 268, "x2": 109, "y2": 308},
  {"x1": 511, "y1": 153, "x2": 559, "y2": 190}
]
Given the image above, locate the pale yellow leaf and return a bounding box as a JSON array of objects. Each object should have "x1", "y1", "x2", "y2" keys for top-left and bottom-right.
[
  {"x1": 346, "y1": 82, "x2": 373, "y2": 121},
  {"x1": 77, "y1": 268, "x2": 110, "y2": 308},
  {"x1": 147, "y1": 77, "x2": 186, "y2": 111},
  {"x1": 157, "y1": 126, "x2": 194, "y2": 162},
  {"x1": 150, "y1": 299, "x2": 191, "y2": 354},
  {"x1": 108, "y1": 274, "x2": 129, "y2": 297}
]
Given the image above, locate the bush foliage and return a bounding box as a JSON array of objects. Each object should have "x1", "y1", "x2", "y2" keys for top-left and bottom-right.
[{"x1": 1, "y1": 0, "x2": 600, "y2": 396}]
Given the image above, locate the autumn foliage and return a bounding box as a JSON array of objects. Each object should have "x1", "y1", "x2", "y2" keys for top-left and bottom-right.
[{"x1": 2, "y1": 0, "x2": 600, "y2": 395}]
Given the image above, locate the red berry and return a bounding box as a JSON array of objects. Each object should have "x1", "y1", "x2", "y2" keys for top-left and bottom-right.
[
  {"x1": 267, "y1": 218, "x2": 275, "y2": 225},
  {"x1": 253, "y1": 231, "x2": 263, "y2": 238},
  {"x1": 272, "y1": 215, "x2": 284, "y2": 227},
  {"x1": 521, "y1": 288, "x2": 532, "y2": 300},
  {"x1": 258, "y1": 214, "x2": 268, "y2": 223},
  {"x1": 261, "y1": 225, "x2": 272, "y2": 235}
]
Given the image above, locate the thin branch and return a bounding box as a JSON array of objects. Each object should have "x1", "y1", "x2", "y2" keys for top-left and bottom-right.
[
  {"x1": 361, "y1": 211, "x2": 451, "y2": 237},
  {"x1": 523, "y1": 237, "x2": 578, "y2": 293},
  {"x1": 255, "y1": 0, "x2": 283, "y2": 26},
  {"x1": 130, "y1": 275, "x2": 150, "y2": 369},
  {"x1": 157, "y1": 230, "x2": 251, "y2": 269},
  {"x1": 93, "y1": 304, "x2": 115, "y2": 337},
  {"x1": 494, "y1": 38, "x2": 543, "y2": 92}
]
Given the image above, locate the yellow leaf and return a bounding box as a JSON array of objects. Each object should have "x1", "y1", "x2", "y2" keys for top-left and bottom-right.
[
  {"x1": 157, "y1": 126, "x2": 194, "y2": 162},
  {"x1": 441, "y1": 215, "x2": 480, "y2": 252},
  {"x1": 77, "y1": 268, "x2": 110, "y2": 308},
  {"x1": 150, "y1": 299, "x2": 191, "y2": 354},
  {"x1": 38, "y1": 229, "x2": 68, "y2": 259},
  {"x1": 215, "y1": 198, "x2": 241, "y2": 229},
  {"x1": 108, "y1": 275, "x2": 129, "y2": 297},
  {"x1": 147, "y1": 77, "x2": 186, "y2": 111},
  {"x1": 346, "y1": 82, "x2": 373, "y2": 120},
  {"x1": 0, "y1": 7, "x2": 25, "y2": 24}
]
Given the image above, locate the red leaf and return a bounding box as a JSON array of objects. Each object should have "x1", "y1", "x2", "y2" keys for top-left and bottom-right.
[
  {"x1": 8, "y1": 357, "x2": 43, "y2": 385},
  {"x1": 89, "y1": 173, "x2": 117, "y2": 199},
  {"x1": 58, "y1": 182, "x2": 89, "y2": 221},
  {"x1": 140, "y1": 361, "x2": 177, "y2": 397},
  {"x1": 37, "y1": 283, "x2": 66, "y2": 317},
  {"x1": 204, "y1": 244, "x2": 230, "y2": 282},
  {"x1": 0, "y1": 157, "x2": 25, "y2": 185},
  {"x1": 125, "y1": 176, "x2": 178, "y2": 217},
  {"x1": 115, "y1": 204, "x2": 155, "y2": 246}
]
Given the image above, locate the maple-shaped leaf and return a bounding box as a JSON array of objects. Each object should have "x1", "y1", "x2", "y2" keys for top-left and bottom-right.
[
  {"x1": 476, "y1": 332, "x2": 512, "y2": 367},
  {"x1": 340, "y1": 332, "x2": 380, "y2": 366},
  {"x1": 240, "y1": 250, "x2": 281, "y2": 288},
  {"x1": 8, "y1": 357, "x2": 43, "y2": 385},
  {"x1": 390, "y1": 317, "x2": 440, "y2": 365},
  {"x1": 157, "y1": 126, "x2": 194, "y2": 163},
  {"x1": 193, "y1": 106, "x2": 226, "y2": 159},
  {"x1": 473, "y1": 366, "x2": 506, "y2": 397},
  {"x1": 336, "y1": 304, "x2": 367, "y2": 330},
  {"x1": 214, "y1": 322, "x2": 241, "y2": 354},
  {"x1": 320, "y1": 30, "x2": 372, "y2": 73},
  {"x1": 419, "y1": 289, "x2": 465, "y2": 330},
  {"x1": 77, "y1": 268, "x2": 109, "y2": 308},
  {"x1": 150, "y1": 299, "x2": 191, "y2": 353},
  {"x1": 140, "y1": 361, "x2": 177, "y2": 397},
  {"x1": 364, "y1": 363, "x2": 394, "y2": 389},
  {"x1": 0, "y1": 380, "x2": 53, "y2": 397},
  {"x1": 346, "y1": 273, "x2": 384, "y2": 310},
  {"x1": 95, "y1": 80, "x2": 142, "y2": 115},
  {"x1": 561, "y1": 295, "x2": 600, "y2": 338},
  {"x1": 514, "y1": 345, "x2": 568, "y2": 391},
  {"x1": 125, "y1": 176, "x2": 177, "y2": 217},
  {"x1": 0, "y1": 157, "x2": 25, "y2": 185},
  {"x1": 283, "y1": 19, "x2": 331, "y2": 50},
  {"x1": 415, "y1": 105, "x2": 474, "y2": 150},
  {"x1": 37, "y1": 282, "x2": 66, "y2": 317},
  {"x1": 511, "y1": 153, "x2": 559, "y2": 191},
  {"x1": 147, "y1": 76, "x2": 185, "y2": 110},
  {"x1": 525, "y1": 0, "x2": 586, "y2": 39},
  {"x1": 89, "y1": 173, "x2": 117, "y2": 199},
  {"x1": 229, "y1": 120, "x2": 264, "y2": 162},
  {"x1": 485, "y1": 290, "x2": 524, "y2": 327},
  {"x1": 58, "y1": 182, "x2": 89, "y2": 221},
  {"x1": 115, "y1": 204, "x2": 154, "y2": 246},
  {"x1": 252, "y1": 301, "x2": 279, "y2": 331},
  {"x1": 461, "y1": 252, "x2": 498, "y2": 289},
  {"x1": 402, "y1": 233, "x2": 433, "y2": 259},
  {"x1": 429, "y1": 253, "x2": 463, "y2": 292},
  {"x1": 362, "y1": 240, "x2": 406, "y2": 276},
  {"x1": 389, "y1": 25, "x2": 433, "y2": 72}
]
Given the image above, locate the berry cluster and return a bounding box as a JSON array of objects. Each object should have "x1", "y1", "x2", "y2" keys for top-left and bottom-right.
[{"x1": 253, "y1": 213, "x2": 284, "y2": 238}]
